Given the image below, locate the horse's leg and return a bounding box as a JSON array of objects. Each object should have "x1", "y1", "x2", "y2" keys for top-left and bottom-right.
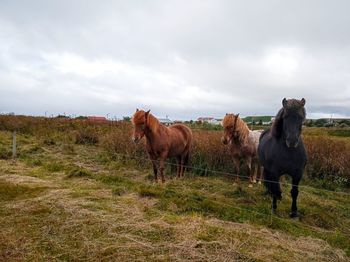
[
  {"x1": 179, "y1": 157, "x2": 185, "y2": 178},
  {"x1": 258, "y1": 165, "x2": 263, "y2": 184},
  {"x1": 181, "y1": 151, "x2": 190, "y2": 178},
  {"x1": 159, "y1": 154, "x2": 168, "y2": 183},
  {"x1": 264, "y1": 169, "x2": 281, "y2": 213},
  {"x1": 233, "y1": 157, "x2": 240, "y2": 184},
  {"x1": 252, "y1": 158, "x2": 258, "y2": 183},
  {"x1": 290, "y1": 174, "x2": 302, "y2": 218},
  {"x1": 272, "y1": 196, "x2": 278, "y2": 213},
  {"x1": 148, "y1": 153, "x2": 159, "y2": 183},
  {"x1": 176, "y1": 156, "x2": 181, "y2": 178},
  {"x1": 246, "y1": 157, "x2": 253, "y2": 188},
  {"x1": 150, "y1": 158, "x2": 159, "y2": 183}
]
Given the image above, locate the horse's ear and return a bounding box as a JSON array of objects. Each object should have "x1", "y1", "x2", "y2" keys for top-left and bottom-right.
[
  {"x1": 282, "y1": 98, "x2": 287, "y2": 108},
  {"x1": 226, "y1": 113, "x2": 228, "y2": 116},
  {"x1": 301, "y1": 98, "x2": 306, "y2": 106},
  {"x1": 136, "y1": 108, "x2": 139, "y2": 112},
  {"x1": 236, "y1": 113, "x2": 240, "y2": 117},
  {"x1": 146, "y1": 110, "x2": 150, "y2": 114}
]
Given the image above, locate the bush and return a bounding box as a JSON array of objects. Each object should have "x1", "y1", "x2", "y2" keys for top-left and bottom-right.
[
  {"x1": 304, "y1": 136, "x2": 350, "y2": 186},
  {"x1": 74, "y1": 128, "x2": 99, "y2": 145},
  {"x1": 1, "y1": 115, "x2": 349, "y2": 188}
]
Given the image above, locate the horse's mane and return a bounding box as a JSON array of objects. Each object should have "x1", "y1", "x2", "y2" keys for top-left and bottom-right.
[
  {"x1": 271, "y1": 99, "x2": 306, "y2": 139},
  {"x1": 223, "y1": 114, "x2": 249, "y2": 145},
  {"x1": 146, "y1": 113, "x2": 161, "y2": 132},
  {"x1": 271, "y1": 108, "x2": 284, "y2": 139}
]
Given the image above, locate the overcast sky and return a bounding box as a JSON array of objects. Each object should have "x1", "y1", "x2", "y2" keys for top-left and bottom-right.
[{"x1": 0, "y1": 0, "x2": 349, "y2": 120}]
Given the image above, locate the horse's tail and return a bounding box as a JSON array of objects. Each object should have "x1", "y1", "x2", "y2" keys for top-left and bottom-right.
[
  {"x1": 185, "y1": 127, "x2": 193, "y2": 165},
  {"x1": 264, "y1": 172, "x2": 282, "y2": 200}
]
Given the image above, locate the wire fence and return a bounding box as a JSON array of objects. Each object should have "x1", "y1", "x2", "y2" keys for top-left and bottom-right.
[
  {"x1": 2, "y1": 130, "x2": 350, "y2": 230},
  {"x1": 98, "y1": 151, "x2": 350, "y2": 229},
  {"x1": 108, "y1": 151, "x2": 350, "y2": 197},
  {"x1": 5, "y1": 127, "x2": 349, "y2": 197}
]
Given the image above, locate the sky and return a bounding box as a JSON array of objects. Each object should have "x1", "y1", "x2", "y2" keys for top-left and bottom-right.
[{"x1": 0, "y1": 0, "x2": 349, "y2": 120}]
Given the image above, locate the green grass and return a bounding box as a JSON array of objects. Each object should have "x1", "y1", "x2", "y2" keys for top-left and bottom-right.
[
  {"x1": 328, "y1": 129, "x2": 350, "y2": 137},
  {"x1": 0, "y1": 129, "x2": 349, "y2": 261},
  {"x1": 0, "y1": 180, "x2": 46, "y2": 202}
]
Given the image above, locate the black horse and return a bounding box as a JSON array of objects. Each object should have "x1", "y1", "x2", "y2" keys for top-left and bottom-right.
[{"x1": 258, "y1": 98, "x2": 307, "y2": 218}]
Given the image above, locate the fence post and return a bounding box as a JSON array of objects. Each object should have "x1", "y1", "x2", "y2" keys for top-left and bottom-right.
[{"x1": 12, "y1": 131, "x2": 17, "y2": 159}]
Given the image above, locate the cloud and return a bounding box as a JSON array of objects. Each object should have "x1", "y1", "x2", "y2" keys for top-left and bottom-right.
[{"x1": 0, "y1": 0, "x2": 349, "y2": 119}]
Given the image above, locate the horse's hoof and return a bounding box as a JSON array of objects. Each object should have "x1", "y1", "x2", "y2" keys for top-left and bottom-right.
[
  {"x1": 253, "y1": 180, "x2": 257, "y2": 183},
  {"x1": 258, "y1": 181, "x2": 262, "y2": 185},
  {"x1": 290, "y1": 212, "x2": 299, "y2": 219},
  {"x1": 248, "y1": 184, "x2": 253, "y2": 188}
]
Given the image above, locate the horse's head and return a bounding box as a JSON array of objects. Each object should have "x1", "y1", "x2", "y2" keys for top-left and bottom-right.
[
  {"x1": 131, "y1": 109, "x2": 150, "y2": 143},
  {"x1": 221, "y1": 113, "x2": 240, "y2": 145},
  {"x1": 273, "y1": 98, "x2": 306, "y2": 148}
]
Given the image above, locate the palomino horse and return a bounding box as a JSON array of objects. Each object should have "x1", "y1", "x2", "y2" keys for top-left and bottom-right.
[
  {"x1": 221, "y1": 113, "x2": 263, "y2": 187},
  {"x1": 132, "y1": 109, "x2": 193, "y2": 183},
  {"x1": 258, "y1": 98, "x2": 307, "y2": 218}
]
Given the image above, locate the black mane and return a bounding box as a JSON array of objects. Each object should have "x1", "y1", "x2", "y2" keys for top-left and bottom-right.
[{"x1": 271, "y1": 108, "x2": 284, "y2": 139}]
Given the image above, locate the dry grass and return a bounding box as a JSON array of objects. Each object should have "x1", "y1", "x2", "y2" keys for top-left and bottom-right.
[
  {"x1": 0, "y1": 116, "x2": 350, "y2": 260},
  {"x1": 304, "y1": 135, "x2": 350, "y2": 186},
  {"x1": 0, "y1": 158, "x2": 347, "y2": 261}
]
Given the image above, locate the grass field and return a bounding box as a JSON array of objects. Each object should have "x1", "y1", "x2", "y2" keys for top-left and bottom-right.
[{"x1": 0, "y1": 118, "x2": 350, "y2": 261}]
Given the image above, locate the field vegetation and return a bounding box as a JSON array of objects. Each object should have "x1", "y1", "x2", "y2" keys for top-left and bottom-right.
[{"x1": 0, "y1": 115, "x2": 349, "y2": 261}]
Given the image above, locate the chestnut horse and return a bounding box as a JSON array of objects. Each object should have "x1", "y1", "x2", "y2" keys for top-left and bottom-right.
[
  {"x1": 132, "y1": 109, "x2": 193, "y2": 183},
  {"x1": 221, "y1": 113, "x2": 263, "y2": 187}
]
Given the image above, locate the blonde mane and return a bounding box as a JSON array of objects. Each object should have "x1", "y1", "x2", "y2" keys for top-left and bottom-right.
[{"x1": 223, "y1": 114, "x2": 250, "y2": 145}]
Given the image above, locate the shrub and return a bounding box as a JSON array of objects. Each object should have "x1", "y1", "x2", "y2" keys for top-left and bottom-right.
[
  {"x1": 1, "y1": 115, "x2": 349, "y2": 188},
  {"x1": 304, "y1": 136, "x2": 350, "y2": 186}
]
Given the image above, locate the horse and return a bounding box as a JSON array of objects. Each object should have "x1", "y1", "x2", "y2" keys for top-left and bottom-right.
[
  {"x1": 258, "y1": 98, "x2": 307, "y2": 218},
  {"x1": 132, "y1": 109, "x2": 193, "y2": 183},
  {"x1": 221, "y1": 113, "x2": 263, "y2": 187}
]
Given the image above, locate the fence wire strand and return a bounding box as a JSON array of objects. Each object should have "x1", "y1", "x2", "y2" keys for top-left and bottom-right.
[{"x1": 109, "y1": 151, "x2": 350, "y2": 196}]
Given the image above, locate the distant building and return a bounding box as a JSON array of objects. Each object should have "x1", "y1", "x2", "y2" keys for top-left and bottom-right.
[
  {"x1": 87, "y1": 116, "x2": 109, "y2": 123},
  {"x1": 244, "y1": 116, "x2": 273, "y2": 125},
  {"x1": 159, "y1": 117, "x2": 173, "y2": 126},
  {"x1": 0, "y1": 112, "x2": 15, "y2": 116},
  {"x1": 197, "y1": 117, "x2": 222, "y2": 125}
]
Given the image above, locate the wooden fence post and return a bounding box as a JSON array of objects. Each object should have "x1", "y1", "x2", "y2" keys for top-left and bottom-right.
[{"x1": 12, "y1": 131, "x2": 17, "y2": 159}]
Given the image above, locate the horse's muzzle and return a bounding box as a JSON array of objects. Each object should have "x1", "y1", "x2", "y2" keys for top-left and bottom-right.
[
  {"x1": 132, "y1": 137, "x2": 140, "y2": 144},
  {"x1": 221, "y1": 137, "x2": 228, "y2": 145},
  {"x1": 286, "y1": 139, "x2": 299, "y2": 148}
]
